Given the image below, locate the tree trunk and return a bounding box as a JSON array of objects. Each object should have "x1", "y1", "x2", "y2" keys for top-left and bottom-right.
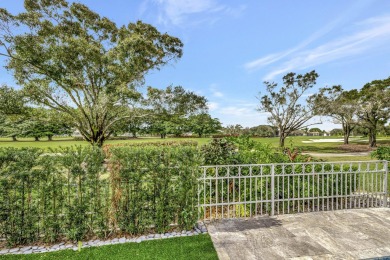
[
  {"x1": 34, "y1": 136, "x2": 39, "y2": 141},
  {"x1": 91, "y1": 133, "x2": 105, "y2": 147},
  {"x1": 12, "y1": 135, "x2": 17, "y2": 141},
  {"x1": 369, "y1": 130, "x2": 377, "y2": 147},
  {"x1": 132, "y1": 132, "x2": 137, "y2": 138},
  {"x1": 343, "y1": 133, "x2": 350, "y2": 145},
  {"x1": 48, "y1": 135, "x2": 53, "y2": 141},
  {"x1": 279, "y1": 134, "x2": 286, "y2": 147},
  {"x1": 342, "y1": 122, "x2": 350, "y2": 145}
]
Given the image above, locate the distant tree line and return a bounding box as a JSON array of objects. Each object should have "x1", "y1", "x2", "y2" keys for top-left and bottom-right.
[{"x1": 257, "y1": 70, "x2": 390, "y2": 147}]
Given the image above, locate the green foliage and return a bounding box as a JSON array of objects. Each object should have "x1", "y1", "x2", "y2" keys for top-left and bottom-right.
[
  {"x1": 201, "y1": 136, "x2": 304, "y2": 165},
  {"x1": 188, "y1": 113, "x2": 222, "y2": 137},
  {"x1": 201, "y1": 138, "x2": 238, "y2": 165},
  {"x1": 200, "y1": 162, "x2": 359, "y2": 218},
  {"x1": 145, "y1": 85, "x2": 208, "y2": 138},
  {"x1": 109, "y1": 144, "x2": 202, "y2": 233},
  {"x1": 246, "y1": 125, "x2": 276, "y2": 137},
  {"x1": 0, "y1": 146, "x2": 107, "y2": 245},
  {"x1": 358, "y1": 77, "x2": 390, "y2": 147},
  {"x1": 371, "y1": 146, "x2": 390, "y2": 161},
  {"x1": 258, "y1": 70, "x2": 319, "y2": 147},
  {"x1": 0, "y1": 143, "x2": 201, "y2": 246},
  {"x1": 312, "y1": 86, "x2": 359, "y2": 144},
  {"x1": 0, "y1": 1, "x2": 183, "y2": 146},
  {"x1": 0, "y1": 85, "x2": 26, "y2": 116},
  {"x1": 0, "y1": 147, "x2": 42, "y2": 245}
]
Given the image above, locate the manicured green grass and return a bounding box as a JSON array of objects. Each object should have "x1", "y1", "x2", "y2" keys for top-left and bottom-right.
[
  {"x1": 0, "y1": 137, "x2": 211, "y2": 149},
  {"x1": 253, "y1": 136, "x2": 390, "y2": 152},
  {"x1": 1, "y1": 135, "x2": 389, "y2": 162},
  {"x1": 0, "y1": 234, "x2": 218, "y2": 260}
]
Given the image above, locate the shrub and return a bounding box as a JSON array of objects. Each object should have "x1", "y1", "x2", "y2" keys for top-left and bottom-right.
[
  {"x1": 108, "y1": 144, "x2": 201, "y2": 234},
  {"x1": 0, "y1": 143, "x2": 202, "y2": 246},
  {"x1": 0, "y1": 148, "x2": 43, "y2": 245},
  {"x1": 371, "y1": 146, "x2": 390, "y2": 161},
  {"x1": 201, "y1": 138, "x2": 238, "y2": 165},
  {"x1": 0, "y1": 146, "x2": 108, "y2": 245}
]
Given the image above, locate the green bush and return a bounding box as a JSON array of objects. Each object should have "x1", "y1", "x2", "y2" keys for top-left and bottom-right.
[
  {"x1": 201, "y1": 136, "x2": 311, "y2": 166},
  {"x1": 371, "y1": 146, "x2": 390, "y2": 161},
  {"x1": 0, "y1": 143, "x2": 202, "y2": 246},
  {"x1": 201, "y1": 138, "x2": 238, "y2": 165},
  {"x1": 0, "y1": 146, "x2": 108, "y2": 246},
  {"x1": 109, "y1": 145, "x2": 201, "y2": 234}
]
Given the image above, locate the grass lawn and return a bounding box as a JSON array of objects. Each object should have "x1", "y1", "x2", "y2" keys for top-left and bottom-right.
[
  {"x1": 0, "y1": 235, "x2": 218, "y2": 260},
  {"x1": 0, "y1": 137, "x2": 211, "y2": 149},
  {"x1": 1, "y1": 135, "x2": 389, "y2": 161}
]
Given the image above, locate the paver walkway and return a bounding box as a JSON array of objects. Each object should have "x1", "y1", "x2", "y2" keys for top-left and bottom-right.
[{"x1": 207, "y1": 208, "x2": 390, "y2": 260}]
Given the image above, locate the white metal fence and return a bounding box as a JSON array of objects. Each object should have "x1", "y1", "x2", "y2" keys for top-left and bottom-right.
[{"x1": 198, "y1": 161, "x2": 389, "y2": 221}]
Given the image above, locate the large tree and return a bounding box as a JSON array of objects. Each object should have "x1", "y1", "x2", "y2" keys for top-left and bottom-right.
[
  {"x1": 258, "y1": 70, "x2": 319, "y2": 147},
  {"x1": 357, "y1": 77, "x2": 390, "y2": 147},
  {"x1": 0, "y1": 0, "x2": 183, "y2": 146},
  {"x1": 21, "y1": 108, "x2": 72, "y2": 141},
  {"x1": 146, "y1": 85, "x2": 207, "y2": 138},
  {"x1": 249, "y1": 125, "x2": 276, "y2": 137},
  {"x1": 313, "y1": 86, "x2": 359, "y2": 144},
  {"x1": 188, "y1": 113, "x2": 222, "y2": 137},
  {"x1": 224, "y1": 124, "x2": 243, "y2": 136}
]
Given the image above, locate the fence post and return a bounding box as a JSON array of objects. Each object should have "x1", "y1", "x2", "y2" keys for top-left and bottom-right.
[
  {"x1": 384, "y1": 161, "x2": 388, "y2": 208},
  {"x1": 271, "y1": 164, "x2": 275, "y2": 216}
]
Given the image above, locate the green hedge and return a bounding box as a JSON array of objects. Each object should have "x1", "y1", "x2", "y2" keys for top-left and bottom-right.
[
  {"x1": 0, "y1": 146, "x2": 108, "y2": 245},
  {"x1": 0, "y1": 143, "x2": 201, "y2": 246},
  {"x1": 108, "y1": 145, "x2": 201, "y2": 234}
]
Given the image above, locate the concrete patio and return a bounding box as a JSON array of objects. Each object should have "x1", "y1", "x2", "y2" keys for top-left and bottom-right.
[{"x1": 207, "y1": 208, "x2": 390, "y2": 260}]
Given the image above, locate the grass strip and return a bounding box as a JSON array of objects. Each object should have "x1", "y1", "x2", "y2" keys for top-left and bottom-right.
[{"x1": 0, "y1": 234, "x2": 218, "y2": 260}]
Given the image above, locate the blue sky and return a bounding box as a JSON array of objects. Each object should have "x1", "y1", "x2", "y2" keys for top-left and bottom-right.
[{"x1": 1, "y1": 0, "x2": 390, "y2": 130}]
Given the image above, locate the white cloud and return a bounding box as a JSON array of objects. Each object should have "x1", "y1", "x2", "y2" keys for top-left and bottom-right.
[
  {"x1": 263, "y1": 14, "x2": 390, "y2": 80},
  {"x1": 209, "y1": 83, "x2": 224, "y2": 98},
  {"x1": 156, "y1": 0, "x2": 219, "y2": 25},
  {"x1": 244, "y1": 1, "x2": 377, "y2": 75},
  {"x1": 146, "y1": 0, "x2": 246, "y2": 27},
  {"x1": 207, "y1": 102, "x2": 219, "y2": 111},
  {"x1": 218, "y1": 103, "x2": 258, "y2": 117},
  {"x1": 213, "y1": 91, "x2": 224, "y2": 97}
]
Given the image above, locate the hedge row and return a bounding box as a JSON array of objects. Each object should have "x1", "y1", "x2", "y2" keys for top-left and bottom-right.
[{"x1": 0, "y1": 144, "x2": 201, "y2": 246}]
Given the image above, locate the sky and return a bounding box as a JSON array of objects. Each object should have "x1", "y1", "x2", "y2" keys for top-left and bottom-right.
[{"x1": 1, "y1": 0, "x2": 390, "y2": 131}]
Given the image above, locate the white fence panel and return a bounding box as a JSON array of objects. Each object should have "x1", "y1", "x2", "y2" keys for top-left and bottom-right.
[{"x1": 198, "y1": 161, "x2": 388, "y2": 221}]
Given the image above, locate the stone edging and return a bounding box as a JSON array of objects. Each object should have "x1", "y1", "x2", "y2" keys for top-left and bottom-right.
[{"x1": 0, "y1": 222, "x2": 208, "y2": 256}]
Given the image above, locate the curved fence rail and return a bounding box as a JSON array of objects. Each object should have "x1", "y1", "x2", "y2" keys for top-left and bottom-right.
[{"x1": 198, "y1": 161, "x2": 389, "y2": 221}]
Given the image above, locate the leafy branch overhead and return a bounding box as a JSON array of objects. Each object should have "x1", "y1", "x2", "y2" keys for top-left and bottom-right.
[{"x1": 0, "y1": 0, "x2": 183, "y2": 146}]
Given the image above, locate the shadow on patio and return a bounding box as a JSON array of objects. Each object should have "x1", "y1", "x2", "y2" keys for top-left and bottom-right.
[{"x1": 207, "y1": 208, "x2": 390, "y2": 260}]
